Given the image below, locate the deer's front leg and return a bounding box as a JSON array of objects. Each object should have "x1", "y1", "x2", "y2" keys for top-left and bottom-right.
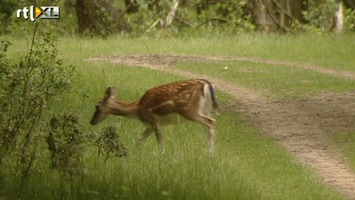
[
  {"x1": 153, "y1": 123, "x2": 165, "y2": 154},
  {"x1": 135, "y1": 127, "x2": 153, "y2": 147}
]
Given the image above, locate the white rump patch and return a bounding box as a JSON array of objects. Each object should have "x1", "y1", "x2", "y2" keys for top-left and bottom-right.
[{"x1": 199, "y1": 84, "x2": 212, "y2": 116}]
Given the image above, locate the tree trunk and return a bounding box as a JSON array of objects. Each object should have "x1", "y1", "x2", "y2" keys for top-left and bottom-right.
[
  {"x1": 76, "y1": 0, "x2": 98, "y2": 35},
  {"x1": 336, "y1": 2, "x2": 344, "y2": 33},
  {"x1": 248, "y1": 0, "x2": 306, "y2": 33},
  {"x1": 75, "y1": 0, "x2": 131, "y2": 36},
  {"x1": 248, "y1": 0, "x2": 277, "y2": 32}
]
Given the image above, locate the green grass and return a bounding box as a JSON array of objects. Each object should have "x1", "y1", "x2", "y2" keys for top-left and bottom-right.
[
  {"x1": 6, "y1": 33, "x2": 355, "y2": 71},
  {"x1": 2, "y1": 34, "x2": 353, "y2": 199},
  {"x1": 49, "y1": 33, "x2": 355, "y2": 71}
]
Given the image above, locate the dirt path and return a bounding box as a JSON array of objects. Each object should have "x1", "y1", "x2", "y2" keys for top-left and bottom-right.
[{"x1": 88, "y1": 54, "x2": 355, "y2": 199}]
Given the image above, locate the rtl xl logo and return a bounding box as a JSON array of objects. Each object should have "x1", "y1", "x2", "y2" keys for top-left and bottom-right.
[{"x1": 16, "y1": 6, "x2": 60, "y2": 22}]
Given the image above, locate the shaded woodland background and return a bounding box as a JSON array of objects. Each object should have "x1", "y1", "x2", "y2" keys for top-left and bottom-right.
[{"x1": 1, "y1": 0, "x2": 355, "y2": 36}]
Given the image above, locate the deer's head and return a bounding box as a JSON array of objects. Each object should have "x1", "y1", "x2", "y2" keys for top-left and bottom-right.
[{"x1": 90, "y1": 87, "x2": 117, "y2": 125}]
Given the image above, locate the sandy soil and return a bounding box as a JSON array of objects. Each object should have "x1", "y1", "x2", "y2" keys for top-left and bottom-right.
[{"x1": 88, "y1": 54, "x2": 355, "y2": 199}]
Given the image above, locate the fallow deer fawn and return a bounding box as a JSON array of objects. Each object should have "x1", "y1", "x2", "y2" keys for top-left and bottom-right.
[{"x1": 90, "y1": 79, "x2": 218, "y2": 153}]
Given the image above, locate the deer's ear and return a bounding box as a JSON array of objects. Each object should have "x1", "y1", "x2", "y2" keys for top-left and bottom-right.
[{"x1": 105, "y1": 86, "x2": 117, "y2": 98}]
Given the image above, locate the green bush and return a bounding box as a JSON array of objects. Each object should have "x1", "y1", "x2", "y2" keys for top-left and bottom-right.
[{"x1": 0, "y1": 26, "x2": 74, "y2": 183}]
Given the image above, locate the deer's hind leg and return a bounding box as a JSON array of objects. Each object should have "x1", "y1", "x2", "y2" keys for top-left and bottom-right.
[{"x1": 182, "y1": 111, "x2": 216, "y2": 153}]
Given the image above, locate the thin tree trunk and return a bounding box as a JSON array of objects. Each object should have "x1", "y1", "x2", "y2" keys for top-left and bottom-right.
[{"x1": 336, "y1": 2, "x2": 344, "y2": 33}]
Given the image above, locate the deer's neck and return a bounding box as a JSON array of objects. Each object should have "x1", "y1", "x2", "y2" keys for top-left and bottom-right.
[{"x1": 109, "y1": 100, "x2": 139, "y2": 117}]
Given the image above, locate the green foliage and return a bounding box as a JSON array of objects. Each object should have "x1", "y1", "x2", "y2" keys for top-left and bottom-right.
[
  {"x1": 301, "y1": 1, "x2": 355, "y2": 33},
  {"x1": 44, "y1": 113, "x2": 84, "y2": 199},
  {"x1": 2, "y1": 0, "x2": 355, "y2": 36},
  {"x1": 95, "y1": 126, "x2": 128, "y2": 162},
  {"x1": 127, "y1": 0, "x2": 172, "y2": 36},
  {"x1": 0, "y1": 26, "x2": 74, "y2": 183},
  {"x1": 195, "y1": 0, "x2": 254, "y2": 32},
  {"x1": 46, "y1": 114, "x2": 83, "y2": 172},
  {"x1": 0, "y1": 0, "x2": 19, "y2": 34},
  {"x1": 127, "y1": 0, "x2": 254, "y2": 36},
  {"x1": 302, "y1": 0, "x2": 338, "y2": 32},
  {"x1": 344, "y1": 7, "x2": 355, "y2": 31}
]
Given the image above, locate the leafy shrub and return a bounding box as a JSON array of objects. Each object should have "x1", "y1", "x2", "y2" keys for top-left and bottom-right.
[
  {"x1": 0, "y1": 25, "x2": 74, "y2": 182},
  {"x1": 302, "y1": 1, "x2": 355, "y2": 33},
  {"x1": 344, "y1": 6, "x2": 355, "y2": 31},
  {"x1": 95, "y1": 126, "x2": 128, "y2": 162},
  {"x1": 46, "y1": 114, "x2": 83, "y2": 173}
]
